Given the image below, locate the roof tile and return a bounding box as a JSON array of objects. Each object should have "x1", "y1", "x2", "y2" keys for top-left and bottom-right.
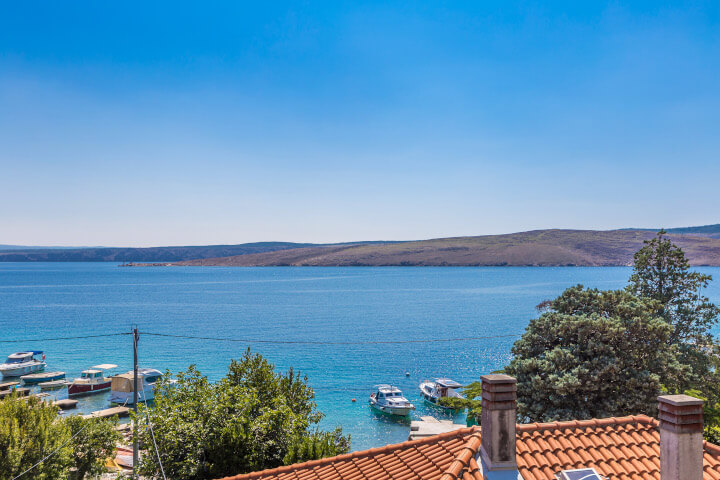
[{"x1": 218, "y1": 415, "x2": 720, "y2": 480}]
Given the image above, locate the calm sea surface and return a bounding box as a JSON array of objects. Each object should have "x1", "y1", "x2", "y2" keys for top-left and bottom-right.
[{"x1": 2, "y1": 263, "x2": 720, "y2": 451}]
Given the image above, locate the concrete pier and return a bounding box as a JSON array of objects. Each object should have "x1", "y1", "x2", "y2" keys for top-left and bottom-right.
[
  {"x1": 83, "y1": 406, "x2": 130, "y2": 419},
  {"x1": 408, "y1": 416, "x2": 467, "y2": 440}
]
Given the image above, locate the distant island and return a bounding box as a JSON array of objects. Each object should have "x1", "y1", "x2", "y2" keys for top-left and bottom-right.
[
  {"x1": 3, "y1": 224, "x2": 720, "y2": 267},
  {"x1": 171, "y1": 228, "x2": 720, "y2": 267}
]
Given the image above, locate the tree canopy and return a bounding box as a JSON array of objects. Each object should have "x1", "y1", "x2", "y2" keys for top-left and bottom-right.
[
  {"x1": 627, "y1": 230, "x2": 720, "y2": 439},
  {"x1": 506, "y1": 286, "x2": 681, "y2": 422},
  {"x1": 627, "y1": 230, "x2": 720, "y2": 390},
  {"x1": 136, "y1": 348, "x2": 350, "y2": 480},
  {"x1": 64, "y1": 415, "x2": 120, "y2": 480},
  {"x1": 0, "y1": 394, "x2": 123, "y2": 480},
  {"x1": 0, "y1": 394, "x2": 71, "y2": 480},
  {"x1": 506, "y1": 231, "x2": 720, "y2": 439}
]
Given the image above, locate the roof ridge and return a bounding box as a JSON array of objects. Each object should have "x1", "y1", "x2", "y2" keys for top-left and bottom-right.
[
  {"x1": 438, "y1": 432, "x2": 482, "y2": 480},
  {"x1": 217, "y1": 426, "x2": 480, "y2": 480},
  {"x1": 516, "y1": 414, "x2": 657, "y2": 433}
]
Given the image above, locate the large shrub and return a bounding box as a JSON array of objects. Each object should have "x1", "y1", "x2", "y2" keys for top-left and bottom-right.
[{"x1": 137, "y1": 348, "x2": 350, "y2": 480}]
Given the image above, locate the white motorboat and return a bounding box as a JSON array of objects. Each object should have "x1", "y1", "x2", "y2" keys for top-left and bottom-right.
[
  {"x1": 0, "y1": 351, "x2": 46, "y2": 378},
  {"x1": 419, "y1": 378, "x2": 464, "y2": 409},
  {"x1": 109, "y1": 368, "x2": 168, "y2": 405},
  {"x1": 369, "y1": 385, "x2": 415, "y2": 416}
]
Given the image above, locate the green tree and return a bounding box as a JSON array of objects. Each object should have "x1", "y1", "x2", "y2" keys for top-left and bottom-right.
[
  {"x1": 64, "y1": 415, "x2": 121, "y2": 480},
  {"x1": 627, "y1": 230, "x2": 720, "y2": 440},
  {"x1": 0, "y1": 393, "x2": 71, "y2": 480},
  {"x1": 137, "y1": 349, "x2": 350, "y2": 480},
  {"x1": 284, "y1": 428, "x2": 350, "y2": 464},
  {"x1": 627, "y1": 229, "x2": 720, "y2": 391},
  {"x1": 438, "y1": 381, "x2": 483, "y2": 425},
  {"x1": 505, "y1": 286, "x2": 682, "y2": 422}
]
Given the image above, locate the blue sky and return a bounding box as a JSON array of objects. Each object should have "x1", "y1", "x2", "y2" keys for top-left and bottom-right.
[{"x1": 1, "y1": 1, "x2": 719, "y2": 246}]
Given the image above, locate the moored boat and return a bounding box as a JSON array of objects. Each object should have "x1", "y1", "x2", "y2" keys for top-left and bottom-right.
[
  {"x1": 39, "y1": 379, "x2": 70, "y2": 390},
  {"x1": 21, "y1": 371, "x2": 65, "y2": 385},
  {"x1": 419, "y1": 378, "x2": 464, "y2": 409},
  {"x1": 369, "y1": 385, "x2": 415, "y2": 416},
  {"x1": 0, "y1": 387, "x2": 30, "y2": 399},
  {"x1": 0, "y1": 381, "x2": 20, "y2": 391},
  {"x1": 109, "y1": 368, "x2": 168, "y2": 405},
  {"x1": 68, "y1": 364, "x2": 117, "y2": 397},
  {"x1": 0, "y1": 351, "x2": 46, "y2": 378}
]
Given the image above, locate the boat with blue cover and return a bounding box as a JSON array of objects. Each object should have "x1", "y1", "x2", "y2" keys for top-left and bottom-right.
[{"x1": 21, "y1": 371, "x2": 65, "y2": 385}]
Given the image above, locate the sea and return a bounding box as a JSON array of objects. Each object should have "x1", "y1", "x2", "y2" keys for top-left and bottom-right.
[{"x1": 2, "y1": 263, "x2": 720, "y2": 451}]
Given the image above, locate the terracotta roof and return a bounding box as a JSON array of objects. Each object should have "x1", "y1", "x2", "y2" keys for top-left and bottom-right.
[
  {"x1": 217, "y1": 426, "x2": 483, "y2": 480},
  {"x1": 218, "y1": 416, "x2": 720, "y2": 480},
  {"x1": 516, "y1": 415, "x2": 720, "y2": 480}
]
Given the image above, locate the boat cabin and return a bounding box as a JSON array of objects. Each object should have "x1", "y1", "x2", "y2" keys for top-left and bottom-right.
[
  {"x1": 74, "y1": 364, "x2": 117, "y2": 384},
  {"x1": 5, "y1": 351, "x2": 43, "y2": 364},
  {"x1": 111, "y1": 368, "x2": 163, "y2": 393},
  {"x1": 434, "y1": 378, "x2": 463, "y2": 398},
  {"x1": 375, "y1": 385, "x2": 403, "y2": 400}
]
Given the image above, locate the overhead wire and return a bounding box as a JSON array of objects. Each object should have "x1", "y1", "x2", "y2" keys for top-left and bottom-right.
[
  {"x1": 138, "y1": 331, "x2": 520, "y2": 345},
  {"x1": 140, "y1": 381, "x2": 167, "y2": 480},
  {"x1": 0, "y1": 332, "x2": 131, "y2": 343},
  {"x1": 10, "y1": 419, "x2": 91, "y2": 480}
]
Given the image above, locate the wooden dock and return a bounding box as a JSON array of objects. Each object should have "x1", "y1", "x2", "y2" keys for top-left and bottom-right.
[
  {"x1": 0, "y1": 381, "x2": 20, "y2": 391},
  {"x1": 0, "y1": 387, "x2": 30, "y2": 399},
  {"x1": 83, "y1": 406, "x2": 130, "y2": 420}
]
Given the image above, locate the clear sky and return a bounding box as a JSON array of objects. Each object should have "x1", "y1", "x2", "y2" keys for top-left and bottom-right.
[{"x1": 1, "y1": 1, "x2": 718, "y2": 247}]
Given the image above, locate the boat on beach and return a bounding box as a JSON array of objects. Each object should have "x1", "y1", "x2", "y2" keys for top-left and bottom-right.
[
  {"x1": 109, "y1": 368, "x2": 167, "y2": 405},
  {"x1": 419, "y1": 378, "x2": 464, "y2": 409},
  {"x1": 369, "y1": 385, "x2": 415, "y2": 416},
  {"x1": 21, "y1": 371, "x2": 65, "y2": 385},
  {"x1": 0, "y1": 351, "x2": 46, "y2": 378},
  {"x1": 68, "y1": 364, "x2": 117, "y2": 397}
]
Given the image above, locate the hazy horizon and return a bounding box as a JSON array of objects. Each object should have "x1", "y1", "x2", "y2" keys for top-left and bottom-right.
[
  {"x1": 2, "y1": 223, "x2": 719, "y2": 249},
  {"x1": 2, "y1": 2, "x2": 719, "y2": 247}
]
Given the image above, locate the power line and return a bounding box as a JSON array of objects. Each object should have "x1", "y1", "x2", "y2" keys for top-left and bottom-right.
[
  {"x1": 0, "y1": 332, "x2": 131, "y2": 343},
  {"x1": 140, "y1": 381, "x2": 167, "y2": 480},
  {"x1": 139, "y1": 331, "x2": 520, "y2": 345}
]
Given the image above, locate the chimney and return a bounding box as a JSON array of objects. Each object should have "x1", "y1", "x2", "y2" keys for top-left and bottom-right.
[
  {"x1": 479, "y1": 374, "x2": 518, "y2": 480},
  {"x1": 658, "y1": 394, "x2": 704, "y2": 480}
]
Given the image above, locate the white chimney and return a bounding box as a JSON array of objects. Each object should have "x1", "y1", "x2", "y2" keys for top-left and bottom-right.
[
  {"x1": 658, "y1": 394, "x2": 704, "y2": 480},
  {"x1": 479, "y1": 374, "x2": 519, "y2": 480}
]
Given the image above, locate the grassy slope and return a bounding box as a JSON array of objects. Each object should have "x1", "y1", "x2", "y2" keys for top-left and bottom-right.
[{"x1": 175, "y1": 230, "x2": 720, "y2": 267}]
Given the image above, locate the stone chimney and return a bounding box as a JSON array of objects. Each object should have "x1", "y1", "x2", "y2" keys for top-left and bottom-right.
[
  {"x1": 479, "y1": 374, "x2": 518, "y2": 480},
  {"x1": 658, "y1": 394, "x2": 704, "y2": 480}
]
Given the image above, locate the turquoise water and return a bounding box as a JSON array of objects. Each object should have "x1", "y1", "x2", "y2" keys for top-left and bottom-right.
[{"x1": 2, "y1": 263, "x2": 720, "y2": 451}]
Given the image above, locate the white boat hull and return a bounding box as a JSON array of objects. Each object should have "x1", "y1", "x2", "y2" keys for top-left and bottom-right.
[
  {"x1": 110, "y1": 388, "x2": 153, "y2": 405},
  {"x1": 39, "y1": 380, "x2": 69, "y2": 390},
  {"x1": 0, "y1": 362, "x2": 46, "y2": 378},
  {"x1": 370, "y1": 402, "x2": 413, "y2": 416}
]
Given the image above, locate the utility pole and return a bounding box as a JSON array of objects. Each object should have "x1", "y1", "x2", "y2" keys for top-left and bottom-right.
[{"x1": 133, "y1": 326, "x2": 139, "y2": 479}]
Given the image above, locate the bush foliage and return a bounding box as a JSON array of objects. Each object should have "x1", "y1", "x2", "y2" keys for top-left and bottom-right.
[
  {"x1": 0, "y1": 394, "x2": 119, "y2": 480},
  {"x1": 136, "y1": 348, "x2": 350, "y2": 480}
]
